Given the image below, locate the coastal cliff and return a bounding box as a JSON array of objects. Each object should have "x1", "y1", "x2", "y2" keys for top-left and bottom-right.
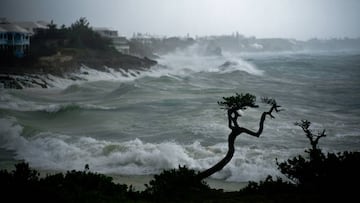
[
  {"x1": 0, "y1": 17, "x2": 158, "y2": 89},
  {"x1": 0, "y1": 48, "x2": 157, "y2": 89}
]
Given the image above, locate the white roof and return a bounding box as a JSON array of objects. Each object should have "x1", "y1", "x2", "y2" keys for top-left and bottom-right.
[
  {"x1": 16, "y1": 21, "x2": 48, "y2": 30},
  {"x1": 0, "y1": 23, "x2": 31, "y2": 33},
  {"x1": 36, "y1": 21, "x2": 50, "y2": 27}
]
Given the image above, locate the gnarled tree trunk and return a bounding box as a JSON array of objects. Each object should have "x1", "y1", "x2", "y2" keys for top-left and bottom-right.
[{"x1": 197, "y1": 104, "x2": 279, "y2": 180}]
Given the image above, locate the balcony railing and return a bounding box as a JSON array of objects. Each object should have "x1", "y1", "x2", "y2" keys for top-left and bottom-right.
[{"x1": 0, "y1": 39, "x2": 29, "y2": 45}]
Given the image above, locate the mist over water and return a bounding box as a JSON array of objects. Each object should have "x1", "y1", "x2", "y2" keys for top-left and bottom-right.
[{"x1": 1, "y1": 48, "x2": 360, "y2": 182}]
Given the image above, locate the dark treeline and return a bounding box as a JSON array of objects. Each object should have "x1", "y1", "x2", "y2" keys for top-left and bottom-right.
[{"x1": 32, "y1": 17, "x2": 112, "y2": 55}]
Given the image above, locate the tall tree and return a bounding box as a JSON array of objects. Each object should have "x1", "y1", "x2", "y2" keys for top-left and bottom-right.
[
  {"x1": 68, "y1": 17, "x2": 110, "y2": 50},
  {"x1": 197, "y1": 93, "x2": 281, "y2": 180}
]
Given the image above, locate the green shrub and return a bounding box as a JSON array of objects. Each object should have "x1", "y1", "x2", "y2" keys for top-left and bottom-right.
[
  {"x1": 277, "y1": 151, "x2": 360, "y2": 194},
  {"x1": 0, "y1": 162, "x2": 132, "y2": 203},
  {"x1": 240, "y1": 175, "x2": 295, "y2": 195},
  {"x1": 143, "y1": 166, "x2": 217, "y2": 201}
]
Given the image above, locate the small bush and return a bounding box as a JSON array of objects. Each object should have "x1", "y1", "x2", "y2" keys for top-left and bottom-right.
[
  {"x1": 240, "y1": 175, "x2": 296, "y2": 195},
  {"x1": 143, "y1": 165, "x2": 217, "y2": 201},
  {"x1": 277, "y1": 151, "x2": 360, "y2": 194}
]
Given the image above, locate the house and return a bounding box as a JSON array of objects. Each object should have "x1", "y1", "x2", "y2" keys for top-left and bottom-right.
[
  {"x1": 0, "y1": 22, "x2": 31, "y2": 58},
  {"x1": 93, "y1": 27, "x2": 130, "y2": 54},
  {"x1": 93, "y1": 27, "x2": 118, "y2": 38},
  {"x1": 111, "y1": 36, "x2": 130, "y2": 54},
  {"x1": 131, "y1": 33, "x2": 153, "y2": 48}
]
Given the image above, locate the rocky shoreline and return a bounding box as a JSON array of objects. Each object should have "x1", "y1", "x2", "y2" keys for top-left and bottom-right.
[{"x1": 0, "y1": 50, "x2": 157, "y2": 89}]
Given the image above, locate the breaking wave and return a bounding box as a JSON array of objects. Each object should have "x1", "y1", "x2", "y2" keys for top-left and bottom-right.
[
  {"x1": 38, "y1": 103, "x2": 117, "y2": 113},
  {"x1": 155, "y1": 45, "x2": 264, "y2": 77},
  {"x1": 1, "y1": 50, "x2": 263, "y2": 90},
  {"x1": 0, "y1": 91, "x2": 116, "y2": 113},
  {"x1": 0, "y1": 117, "x2": 282, "y2": 182}
]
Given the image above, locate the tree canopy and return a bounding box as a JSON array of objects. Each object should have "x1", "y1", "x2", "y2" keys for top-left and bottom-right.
[{"x1": 217, "y1": 93, "x2": 258, "y2": 110}]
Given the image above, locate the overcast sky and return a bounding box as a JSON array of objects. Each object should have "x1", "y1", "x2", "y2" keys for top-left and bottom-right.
[{"x1": 1, "y1": 0, "x2": 360, "y2": 40}]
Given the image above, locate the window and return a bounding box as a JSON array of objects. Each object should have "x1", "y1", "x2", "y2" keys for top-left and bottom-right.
[{"x1": 15, "y1": 33, "x2": 20, "y2": 40}]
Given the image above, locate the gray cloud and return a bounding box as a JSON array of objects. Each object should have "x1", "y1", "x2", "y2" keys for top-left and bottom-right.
[{"x1": 1, "y1": 0, "x2": 359, "y2": 40}]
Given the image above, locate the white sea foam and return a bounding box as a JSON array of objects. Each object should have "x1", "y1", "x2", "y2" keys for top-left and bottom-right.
[
  {"x1": 0, "y1": 90, "x2": 116, "y2": 113},
  {"x1": 0, "y1": 49, "x2": 263, "y2": 90},
  {"x1": 40, "y1": 103, "x2": 117, "y2": 113},
  {"x1": 0, "y1": 117, "x2": 285, "y2": 182},
  {"x1": 41, "y1": 65, "x2": 145, "y2": 89},
  {"x1": 142, "y1": 44, "x2": 265, "y2": 78}
]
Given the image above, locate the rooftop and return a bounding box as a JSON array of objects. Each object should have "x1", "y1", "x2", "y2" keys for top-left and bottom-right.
[
  {"x1": 0, "y1": 23, "x2": 31, "y2": 34},
  {"x1": 15, "y1": 21, "x2": 48, "y2": 34}
]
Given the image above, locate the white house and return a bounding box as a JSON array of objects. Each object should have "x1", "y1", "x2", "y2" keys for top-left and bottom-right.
[
  {"x1": 0, "y1": 22, "x2": 31, "y2": 58},
  {"x1": 93, "y1": 27, "x2": 130, "y2": 54}
]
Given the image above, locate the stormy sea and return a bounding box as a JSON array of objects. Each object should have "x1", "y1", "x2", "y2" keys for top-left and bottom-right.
[{"x1": 1, "y1": 48, "x2": 360, "y2": 189}]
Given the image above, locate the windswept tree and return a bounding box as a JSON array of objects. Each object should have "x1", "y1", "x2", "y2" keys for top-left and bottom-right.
[
  {"x1": 47, "y1": 20, "x2": 57, "y2": 30},
  {"x1": 197, "y1": 93, "x2": 281, "y2": 180},
  {"x1": 294, "y1": 120, "x2": 326, "y2": 160}
]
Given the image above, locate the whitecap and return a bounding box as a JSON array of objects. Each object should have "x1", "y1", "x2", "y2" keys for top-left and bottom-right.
[{"x1": 0, "y1": 117, "x2": 290, "y2": 182}]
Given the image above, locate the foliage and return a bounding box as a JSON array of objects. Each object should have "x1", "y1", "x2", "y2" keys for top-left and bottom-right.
[
  {"x1": 67, "y1": 17, "x2": 112, "y2": 50},
  {"x1": 47, "y1": 20, "x2": 57, "y2": 30},
  {"x1": 277, "y1": 151, "x2": 360, "y2": 193},
  {"x1": 0, "y1": 162, "x2": 133, "y2": 203},
  {"x1": 0, "y1": 162, "x2": 39, "y2": 186},
  {"x1": 70, "y1": 17, "x2": 90, "y2": 30},
  {"x1": 217, "y1": 93, "x2": 258, "y2": 110},
  {"x1": 237, "y1": 118, "x2": 360, "y2": 202},
  {"x1": 261, "y1": 97, "x2": 277, "y2": 106},
  {"x1": 274, "y1": 120, "x2": 360, "y2": 197},
  {"x1": 143, "y1": 165, "x2": 217, "y2": 201},
  {"x1": 294, "y1": 120, "x2": 326, "y2": 160},
  {"x1": 240, "y1": 175, "x2": 296, "y2": 195},
  {"x1": 29, "y1": 17, "x2": 112, "y2": 57}
]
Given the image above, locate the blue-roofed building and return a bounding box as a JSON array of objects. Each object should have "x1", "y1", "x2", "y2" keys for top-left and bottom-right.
[{"x1": 0, "y1": 21, "x2": 31, "y2": 58}]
